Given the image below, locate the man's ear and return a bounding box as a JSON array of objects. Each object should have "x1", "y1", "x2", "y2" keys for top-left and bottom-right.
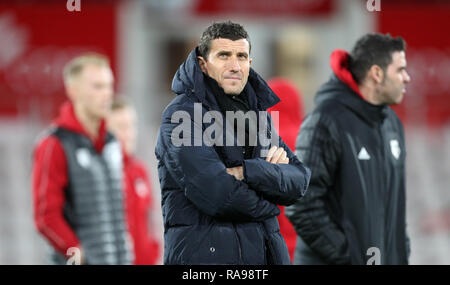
[
  {"x1": 197, "y1": 56, "x2": 208, "y2": 74},
  {"x1": 369, "y1": 65, "x2": 384, "y2": 84},
  {"x1": 249, "y1": 57, "x2": 252, "y2": 65}
]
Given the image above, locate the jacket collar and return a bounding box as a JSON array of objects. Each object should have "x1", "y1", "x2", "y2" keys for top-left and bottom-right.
[
  {"x1": 53, "y1": 101, "x2": 108, "y2": 152},
  {"x1": 334, "y1": 76, "x2": 389, "y2": 125}
]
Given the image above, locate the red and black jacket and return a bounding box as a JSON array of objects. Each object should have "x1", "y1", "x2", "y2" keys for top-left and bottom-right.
[{"x1": 32, "y1": 101, "x2": 108, "y2": 256}]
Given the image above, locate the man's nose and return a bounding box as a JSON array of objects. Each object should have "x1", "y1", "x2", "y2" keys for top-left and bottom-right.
[
  {"x1": 403, "y1": 71, "x2": 411, "y2": 83},
  {"x1": 228, "y1": 57, "x2": 241, "y2": 72}
]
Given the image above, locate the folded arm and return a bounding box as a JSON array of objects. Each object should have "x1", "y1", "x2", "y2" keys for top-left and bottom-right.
[{"x1": 156, "y1": 104, "x2": 280, "y2": 223}]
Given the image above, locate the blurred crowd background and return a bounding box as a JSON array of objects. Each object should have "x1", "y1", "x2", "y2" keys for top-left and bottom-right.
[{"x1": 0, "y1": 0, "x2": 449, "y2": 265}]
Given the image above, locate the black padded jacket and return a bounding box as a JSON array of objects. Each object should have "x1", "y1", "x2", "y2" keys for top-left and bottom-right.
[{"x1": 286, "y1": 73, "x2": 410, "y2": 265}]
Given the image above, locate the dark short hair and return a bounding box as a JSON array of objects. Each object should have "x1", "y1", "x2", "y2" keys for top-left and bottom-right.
[
  {"x1": 198, "y1": 21, "x2": 251, "y2": 60},
  {"x1": 349, "y1": 33, "x2": 406, "y2": 84}
]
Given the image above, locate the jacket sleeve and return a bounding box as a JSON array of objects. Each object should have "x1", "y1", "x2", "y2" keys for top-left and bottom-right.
[
  {"x1": 32, "y1": 136, "x2": 81, "y2": 256},
  {"x1": 243, "y1": 132, "x2": 311, "y2": 206},
  {"x1": 285, "y1": 112, "x2": 352, "y2": 264},
  {"x1": 156, "y1": 104, "x2": 280, "y2": 223}
]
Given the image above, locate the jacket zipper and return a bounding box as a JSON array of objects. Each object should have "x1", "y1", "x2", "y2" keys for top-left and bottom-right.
[
  {"x1": 378, "y1": 123, "x2": 389, "y2": 262},
  {"x1": 196, "y1": 88, "x2": 243, "y2": 265}
]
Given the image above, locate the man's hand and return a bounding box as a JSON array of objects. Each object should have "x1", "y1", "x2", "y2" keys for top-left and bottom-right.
[
  {"x1": 226, "y1": 166, "x2": 244, "y2": 181},
  {"x1": 226, "y1": 146, "x2": 288, "y2": 180},
  {"x1": 266, "y1": 146, "x2": 289, "y2": 164}
]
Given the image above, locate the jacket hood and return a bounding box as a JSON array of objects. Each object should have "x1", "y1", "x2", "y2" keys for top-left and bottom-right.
[
  {"x1": 171, "y1": 47, "x2": 280, "y2": 111},
  {"x1": 315, "y1": 49, "x2": 388, "y2": 125},
  {"x1": 330, "y1": 49, "x2": 362, "y2": 98},
  {"x1": 267, "y1": 78, "x2": 303, "y2": 125},
  {"x1": 53, "y1": 101, "x2": 107, "y2": 152}
]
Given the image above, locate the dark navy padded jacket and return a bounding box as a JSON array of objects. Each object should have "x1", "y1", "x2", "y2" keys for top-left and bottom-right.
[{"x1": 155, "y1": 48, "x2": 311, "y2": 265}]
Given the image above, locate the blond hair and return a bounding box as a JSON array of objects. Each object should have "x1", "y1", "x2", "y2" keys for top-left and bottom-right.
[{"x1": 63, "y1": 52, "x2": 110, "y2": 86}]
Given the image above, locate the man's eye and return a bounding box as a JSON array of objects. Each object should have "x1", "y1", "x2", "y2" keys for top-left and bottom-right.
[{"x1": 219, "y1": 54, "x2": 228, "y2": 58}]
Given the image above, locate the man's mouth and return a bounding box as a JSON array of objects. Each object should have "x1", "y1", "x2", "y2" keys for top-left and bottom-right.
[{"x1": 224, "y1": 76, "x2": 241, "y2": 81}]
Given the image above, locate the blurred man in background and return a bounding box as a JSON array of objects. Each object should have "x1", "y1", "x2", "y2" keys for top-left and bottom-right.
[
  {"x1": 31, "y1": 53, "x2": 133, "y2": 265},
  {"x1": 107, "y1": 98, "x2": 161, "y2": 265},
  {"x1": 286, "y1": 33, "x2": 411, "y2": 265},
  {"x1": 267, "y1": 78, "x2": 304, "y2": 261},
  {"x1": 155, "y1": 21, "x2": 310, "y2": 265}
]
